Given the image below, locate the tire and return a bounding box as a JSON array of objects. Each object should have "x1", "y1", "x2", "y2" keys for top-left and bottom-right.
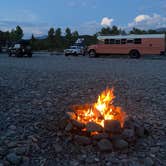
[
  {"x1": 65, "y1": 54, "x2": 69, "y2": 56},
  {"x1": 16, "y1": 50, "x2": 22, "y2": 57},
  {"x1": 16, "y1": 53, "x2": 23, "y2": 57},
  {"x1": 129, "y1": 50, "x2": 141, "y2": 59},
  {"x1": 8, "y1": 52, "x2": 12, "y2": 57},
  {"x1": 28, "y1": 53, "x2": 32, "y2": 57},
  {"x1": 89, "y1": 50, "x2": 97, "y2": 58},
  {"x1": 74, "y1": 52, "x2": 78, "y2": 56}
]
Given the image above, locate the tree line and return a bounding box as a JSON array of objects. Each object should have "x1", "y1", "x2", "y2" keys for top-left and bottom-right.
[
  {"x1": 30, "y1": 27, "x2": 81, "y2": 51},
  {"x1": 0, "y1": 25, "x2": 165, "y2": 51},
  {"x1": 0, "y1": 26, "x2": 23, "y2": 46}
]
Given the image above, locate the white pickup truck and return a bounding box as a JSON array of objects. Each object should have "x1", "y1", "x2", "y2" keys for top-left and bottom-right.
[{"x1": 64, "y1": 46, "x2": 85, "y2": 56}]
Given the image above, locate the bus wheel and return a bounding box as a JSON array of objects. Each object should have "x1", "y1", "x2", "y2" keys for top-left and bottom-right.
[
  {"x1": 89, "y1": 50, "x2": 97, "y2": 58},
  {"x1": 129, "y1": 50, "x2": 141, "y2": 59}
]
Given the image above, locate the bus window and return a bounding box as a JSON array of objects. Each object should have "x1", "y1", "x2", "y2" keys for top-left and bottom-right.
[
  {"x1": 104, "y1": 39, "x2": 109, "y2": 44},
  {"x1": 127, "y1": 40, "x2": 133, "y2": 44},
  {"x1": 115, "y1": 40, "x2": 120, "y2": 44},
  {"x1": 110, "y1": 39, "x2": 115, "y2": 44},
  {"x1": 134, "y1": 38, "x2": 142, "y2": 44},
  {"x1": 121, "y1": 39, "x2": 126, "y2": 44}
]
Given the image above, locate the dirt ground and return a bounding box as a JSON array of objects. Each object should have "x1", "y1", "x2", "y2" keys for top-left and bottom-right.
[{"x1": 0, "y1": 53, "x2": 166, "y2": 166}]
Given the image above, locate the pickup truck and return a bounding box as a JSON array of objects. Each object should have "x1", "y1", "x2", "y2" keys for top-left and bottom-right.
[
  {"x1": 64, "y1": 46, "x2": 85, "y2": 56},
  {"x1": 8, "y1": 43, "x2": 32, "y2": 57}
]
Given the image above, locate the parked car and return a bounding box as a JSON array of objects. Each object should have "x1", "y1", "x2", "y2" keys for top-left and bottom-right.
[
  {"x1": 8, "y1": 41, "x2": 32, "y2": 57},
  {"x1": 64, "y1": 46, "x2": 85, "y2": 56}
]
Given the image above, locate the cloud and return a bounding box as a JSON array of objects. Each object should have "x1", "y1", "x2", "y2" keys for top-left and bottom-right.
[
  {"x1": 0, "y1": 10, "x2": 50, "y2": 38},
  {"x1": 0, "y1": 19, "x2": 49, "y2": 38},
  {"x1": 101, "y1": 17, "x2": 114, "y2": 26},
  {"x1": 134, "y1": 15, "x2": 150, "y2": 23},
  {"x1": 128, "y1": 14, "x2": 166, "y2": 29}
]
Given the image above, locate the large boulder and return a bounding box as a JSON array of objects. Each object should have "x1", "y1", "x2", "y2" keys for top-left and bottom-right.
[
  {"x1": 113, "y1": 139, "x2": 128, "y2": 150},
  {"x1": 86, "y1": 122, "x2": 103, "y2": 132},
  {"x1": 74, "y1": 135, "x2": 91, "y2": 145},
  {"x1": 92, "y1": 133, "x2": 109, "y2": 140},
  {"x1": 104, "y1": 120, "x2": 121, "y2": 133},
  {"x1": 122, "y1": 129, "x2": 136, "y2": 143},
  {"x1": 97, "y1": 139, "x2": 113, "y2": 152}
]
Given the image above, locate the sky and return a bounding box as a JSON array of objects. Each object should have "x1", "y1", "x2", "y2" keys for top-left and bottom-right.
[{"x1": 0, "y1": 0, "x2": 166, "y2": 38}]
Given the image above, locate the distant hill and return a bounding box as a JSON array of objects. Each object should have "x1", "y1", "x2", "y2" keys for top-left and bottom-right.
[
  {"x1": 35, "y1": 35, "x2": 48, "y2": 40},
  {"x1": 156, "y1": 28, "x2": 166, "y2": 32}
]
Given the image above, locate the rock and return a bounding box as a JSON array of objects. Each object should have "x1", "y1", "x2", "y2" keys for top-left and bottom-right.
[
  {"x1": 7, "y1": 142, "x2": 17, "y2": 148},
  {"x1": 113, "y1": 139, "x2": 128, "y2": 150},
  {"x1": 65, "y1": 122, "x2": 73, "y2": 132},
  {"x1": 59, "y1": 117, "x2": 68, "y2": 129},
  {"x1": 6, "y1": 153, "x2": 21, "y2": 165},
  {"x1": 0, "y1": 146, "x2": 8, "y2": 156},
  {"x1": 97, "y1": 139, "x2": 113, "y2": 152},
  {"x1": 150, "y1": 147, "x2": 159, "y2": 153},
  {"x1": 74, "y1": 135, "x2": 91, "y2": 145},
  {"x1": 53, "y1": 144, "x2": 63, "y2": 153},
  {"x1": 92, "y1": 133, "x2": 109, "y2": 140},
  {"x1": 122, "y1": 129, "x2": 136, "y2": 142},
  {"x1": 72, "y1": 120, "x2": 85, "y2": 129},
  {"x1": 70, "y1": 160, "x2": 79, "y2": 166},
  {"x1": 110, "y1": 134, "x2": 122, "y2": 141},
  {"x1": 8, "y1": 125, "x2": 17, "y2": 130},
  {"x1": 71, "y1": 92, "x2": 78, "y2": 97},
  {"x1": 144, "y1": 157, "x2": 154, "y2": 166},
  {"x1": 123, "y1": 117, "x2": 135, "y2": 129},
  {"x1": 15, "y1": 147, "x2": 27, "y2": 155},
  {"x1": 5, "y1": 130, "x2": 16, "y2": 137},
  {"x1": 21, "y1": 156, "x2": 29, "y2": 166},
  {"x1": 65, "y1": 112, "x2": 76, "y2": 120},
  {"x1": 104, "y1": 120, "x2": 121, "y2": 133},
  {"x1": 86, "y1": 122, "x2": 103, "y2": 132},
  {"x1": 28, "y1": 135, "x2": 38, "y2": 142},
  {"x1": 144, "y1": 126, "x2": 150, "y2": 136},
  {"x1": 135, "y1": 126, "x2": 144, "y2": 138}
]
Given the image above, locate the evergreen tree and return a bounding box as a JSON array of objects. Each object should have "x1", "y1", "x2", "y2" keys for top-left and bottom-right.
[
  {"x1": 111, "y1": 25, "x2": 120, "y2": 35},
  {"x1": 65, "y1": 28, "x2": 72, "y2": 46},
  {"x1": 31, "y1": 34, "x2": 35, "y2": 41},
  {"x1": 72, "y1": 31, "x2": 79, "y2": 43},
  {"x1": 130, "y1": 27, "x2": 147, "y2": 34},
  {"x1": 15, "y1": 25, "x2": 23, "y2": 40},
  {"x1": 55, "y1": 28, "x2": 63, "y2": 49},
  {"x1": 48, "y1": 27, "x2": 55, "y2": 40}
]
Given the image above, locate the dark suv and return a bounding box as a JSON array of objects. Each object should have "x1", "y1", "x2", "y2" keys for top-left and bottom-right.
[{"x1": 8, "y1": 41, "x2": 32, "y2": 57}]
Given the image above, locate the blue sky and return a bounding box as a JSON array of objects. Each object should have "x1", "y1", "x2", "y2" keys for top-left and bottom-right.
[{"x1": 0, "y1": 0, "x2": 166, "y2": 37}]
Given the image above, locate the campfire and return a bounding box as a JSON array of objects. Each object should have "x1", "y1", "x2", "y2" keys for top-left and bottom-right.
[
  {"x1": 62, "y1": 87, "x2": 148, "y2": 152},
  {"x1": 71, "y1": 88, "x2": 126, "y2": 130}
]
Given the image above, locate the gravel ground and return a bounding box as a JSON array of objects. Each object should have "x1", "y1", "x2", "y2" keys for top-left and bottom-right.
[{"x1": 0, "y1": 53, "x2": 166, "y2": 166}]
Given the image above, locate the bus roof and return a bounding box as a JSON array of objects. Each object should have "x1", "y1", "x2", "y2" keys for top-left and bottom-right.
[{"x1": 98, "y1": 34, "x2": 165, "y2": 40}]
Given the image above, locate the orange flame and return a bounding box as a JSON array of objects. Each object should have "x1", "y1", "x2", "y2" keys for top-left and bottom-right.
[{"x1": 72, "y1": 88, "x2": 126, "y2": 128}]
